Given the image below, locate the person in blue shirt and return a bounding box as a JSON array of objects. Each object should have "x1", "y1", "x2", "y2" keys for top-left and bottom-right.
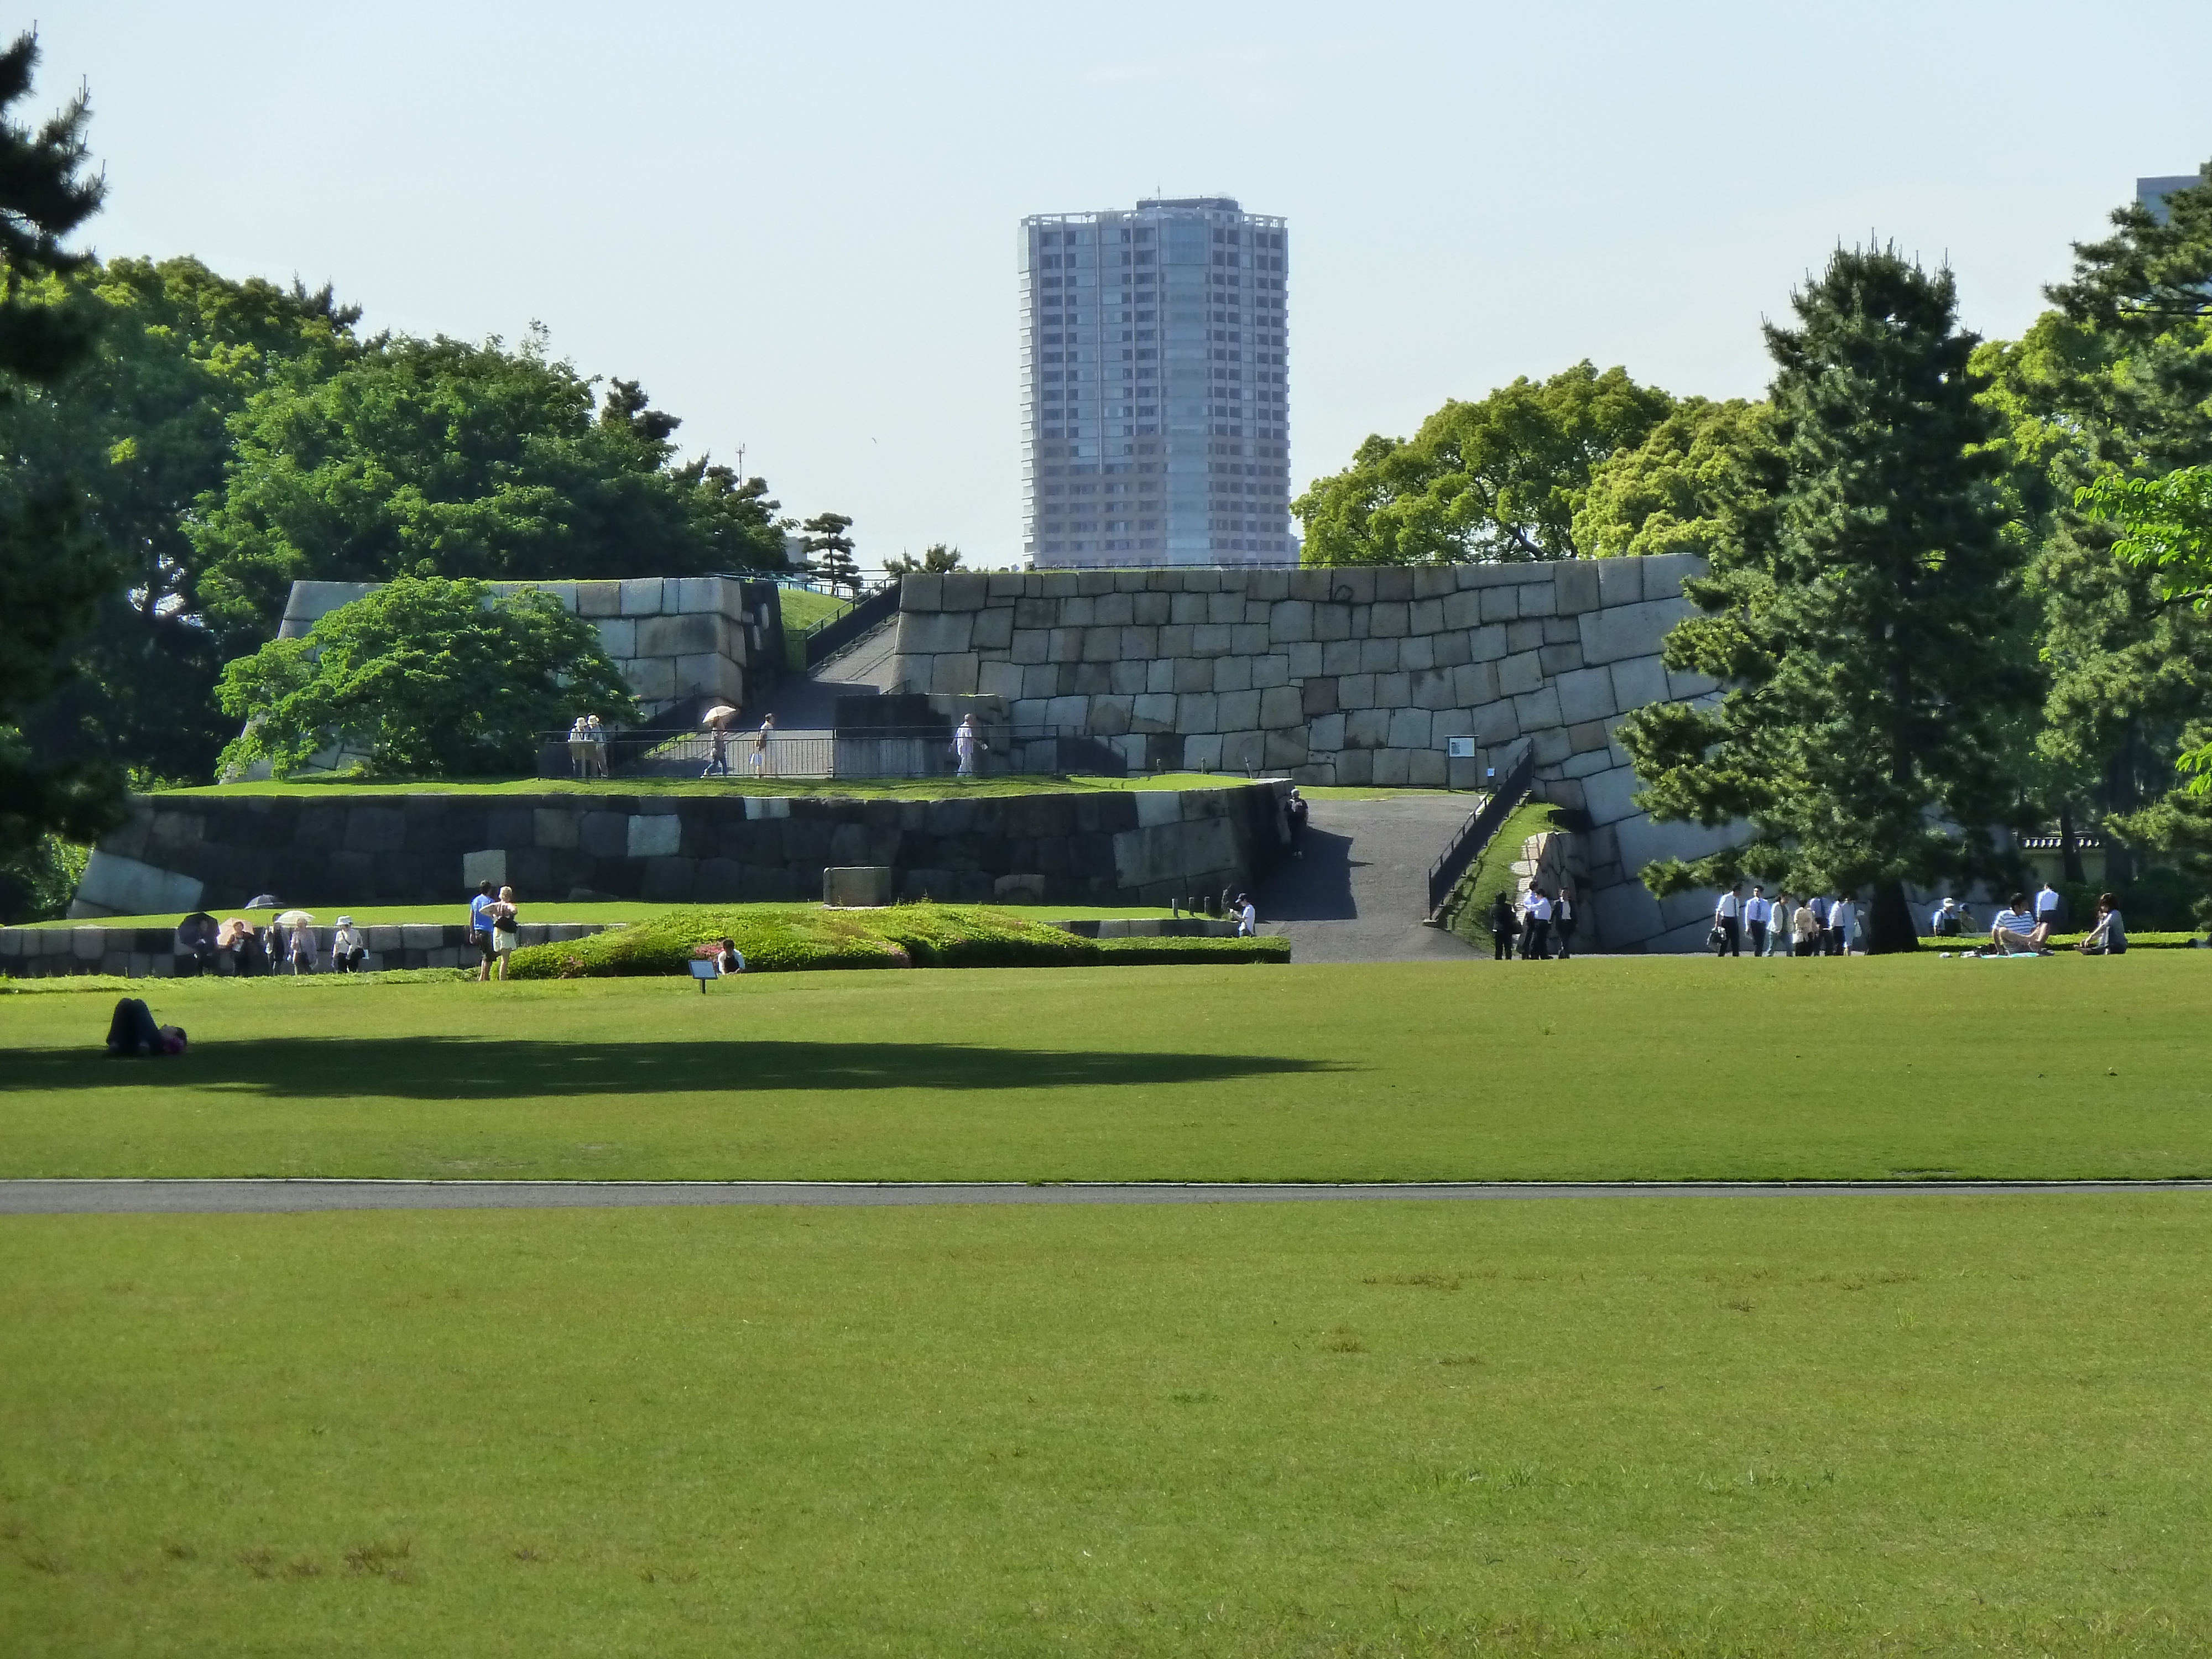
[{"x1": 469, "y1": 880, "x2": 499, "y2": 982}]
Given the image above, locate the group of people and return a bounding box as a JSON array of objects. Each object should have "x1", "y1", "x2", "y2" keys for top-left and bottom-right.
[
  {"x1": 1489, "y1": 884, "x2": 1577, "y2": 959},
  {"x1": 1712, "y1": 885, "x2": 1858, "y2": 957},
  {"x1": 565, "y1": 715, "x2": 611, "y2": 778},
  {"x1": 1977, "y1": 886, "x2": 2127, "y2": 956},
  {"x1": 202, "y1": 915, "x2": 368, "y2": 976},
  {"x1": 468, "y1": 881, "x2": 524, "y2": 980}
]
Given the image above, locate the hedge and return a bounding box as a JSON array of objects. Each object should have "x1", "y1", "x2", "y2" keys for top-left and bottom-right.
[{"x1": 507, "y1": 904, "x2": 1290, "y2": 979}]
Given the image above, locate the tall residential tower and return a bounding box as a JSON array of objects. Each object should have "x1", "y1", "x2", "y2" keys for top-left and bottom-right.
[{"x1": 1020, "y1": 197, "x2": 1291, "y2": 568}]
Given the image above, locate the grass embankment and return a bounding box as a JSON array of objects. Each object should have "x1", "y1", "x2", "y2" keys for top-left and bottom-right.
[
  {"x1": 2, "y1": 954, "x2": 2206, "y2": 1183},
  {"x1": 507, "y1": 903, "x2": 1288, "y2": 978},
  {"x1": 1446, "y1": 800, "x2": 1563, "y2": 951},
  {"x1": 773, "y1": 584, "x2": 847, "y2": 668},
  {"x1": 4, "y1": 1194, "x2": 2210, "y2": 1655}
]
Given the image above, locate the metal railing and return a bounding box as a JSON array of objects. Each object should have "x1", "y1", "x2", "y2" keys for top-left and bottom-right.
[
  {"x1": 539, "y1": 721, "x2": 1196, "y2": 784},
  {"x1": 1425, "y1": 738, "x2": 1535, "y2": 919},
  {"x1": 802, "y1": 580, "x2": 902, "y2": 670}
]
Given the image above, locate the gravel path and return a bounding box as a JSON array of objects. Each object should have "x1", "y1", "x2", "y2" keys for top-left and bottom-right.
[
  {"x1": 6, "y1": 1178, "x2": 2208, "y2": 1215},
  {"x1": 1258, "y1": 795, "x2": 1482, "y2": 962}
]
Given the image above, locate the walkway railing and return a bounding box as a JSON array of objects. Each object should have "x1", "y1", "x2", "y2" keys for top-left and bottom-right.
[
  {"x1": 540, "y1": 722, "x2": 1181, "y2": 784},
  {"x1": 802, "y1": 580, "x2": 902, "y2": 670},
  {"x1": 1425, "y1": 738, "x2": 1535, "y2": 919}
]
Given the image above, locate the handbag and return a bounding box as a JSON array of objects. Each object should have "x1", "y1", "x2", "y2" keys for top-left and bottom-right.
[{"x1": 1707, "y1": 924, "x2": 1728, "y2": 950}]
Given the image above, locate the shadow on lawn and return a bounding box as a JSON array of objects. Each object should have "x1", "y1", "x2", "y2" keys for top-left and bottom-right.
[{"x1": 2, "y1": 1040, "x2": 1340, "y2": 1100}]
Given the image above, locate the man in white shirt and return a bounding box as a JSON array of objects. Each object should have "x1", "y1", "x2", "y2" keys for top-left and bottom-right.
[
  {"x1": 1713, "y1": 882, "x2": 1744, "y2": 957},
  {"x1": 1744, "y1": 886, "x2": 1772, "y2": 958},
  {"x1": 1520, "y1": 886, "x2": 1552, "y2": 959},
  {"x1": 1551, "y1": 885, "x2": 1575, "y2": 960},
  {"x1": 1991, "y1": 891, "x2": 2052, "y2": 955}
]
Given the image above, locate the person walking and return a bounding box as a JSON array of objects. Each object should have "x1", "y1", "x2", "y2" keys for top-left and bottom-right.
[
  {"x1": 1236, "y1": 893, "x2": 1257, "y2": 937},
  {"x1": 1792, "y1": 896, "x2": 1821, "y2": 957},
  {"x1": 701, "y1": 724, "x2": 731, "y2": 779},
  {"x1": 331, "y1": 916, "x2": 367, "y2": 973},
  {"x1": 585, "y1": 714, "x2": 608, "y2": 777},
  {"x1": 1829, "y1": 893, "x2": 1852, "y2": 957},
  {"x1": 1551, "y1": 884, "x2": 1576, "y2": 959},
  {"x1": 470, "y1": 880, "x2": 499, "y2": 983},
  {"x1": 567, "y1": 716, "x2": 592, "y2": 779},
  {"x1": 1284, "y1": 789, "x2": 1308, "y2": 858},
  {"x1": 749, "y1": 714, "x2": 775, "y2": 777},
  {"x1": 955, "y1": 713, "x2": 982, "y2": 778},
  {"x1": 1713, "y1": 882, "x2": 1744, "y2": 957},
  {"x1": 1806, "y1": 894, "x2": 1830, "y2": 955},
  {"x1": 1768, "y1": 893, "x2": 1793, "y2": 957},
  {"x1": 1488, "y1": 890, "x2": 1519, "y2": 961},
  {"x1": 1744, "y1": 885, "x2": 1771, "y2": 958}
]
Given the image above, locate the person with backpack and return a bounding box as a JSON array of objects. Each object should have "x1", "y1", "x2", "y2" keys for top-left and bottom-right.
[{"x1": 1488, "y1": 891, "x2": 1519, "y2": 961}]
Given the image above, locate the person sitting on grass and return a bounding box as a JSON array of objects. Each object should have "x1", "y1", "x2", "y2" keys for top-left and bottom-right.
[
  {"x1": 707, "y1": 937, "x2": 746, "y2": 975},
  {"x1": 2077, "y1": 893, "x2": 2128, "y2": 956},
  {"x1": 1989, "y1": 893, "x2": 2053, "y2": 956},
  {"x1": 105, "y1": 997, "x2": 186, "y2": 1057}
]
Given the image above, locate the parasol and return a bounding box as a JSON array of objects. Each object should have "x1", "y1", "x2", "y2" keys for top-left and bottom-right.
[
  {"x1": 217, "y1": 918, "x2": 254, "y2": 948},
  {"x1": 702, "y1": 705, "x2": 740, "y2": 729},
  {"x1": 246, "y1": 893, "x2": 281, "y2": 910},
  {"x1": 175, "y1": 913, "x2": 219, "y2": 957},
  {"x1": 275, "y1": 909, "x2": 316, "y2": 928}
]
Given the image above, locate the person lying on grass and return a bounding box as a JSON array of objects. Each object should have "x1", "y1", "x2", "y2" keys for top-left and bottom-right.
[
  {"x1": 105, "y1": 998, "x2": 186, "y2": 1057},
  {"x1": 1989, "y1": 893, "x2": 2054, "y2": 956}
]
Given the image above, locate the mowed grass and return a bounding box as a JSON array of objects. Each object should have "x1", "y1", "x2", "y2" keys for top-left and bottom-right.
[
  {"x1": 2, "y1": 955, "x2": 2208, "y2": 1181},
  {"x1": 3, "y1": 1194, "x2": 2209, "y2": 1656}
]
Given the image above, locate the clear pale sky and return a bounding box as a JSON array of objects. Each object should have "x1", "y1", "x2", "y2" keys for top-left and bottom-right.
[{"x1": 46, "y1": 2, "x2": 2212, "y2": 573}]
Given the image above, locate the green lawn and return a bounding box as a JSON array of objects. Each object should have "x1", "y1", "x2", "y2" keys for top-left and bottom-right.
[
  {"x1": 148, "y1": 771, "x2": 1279, "y2": 800},
  {"x1": 3, "y1": 954, "x2": 2206, "y2": 1182},
  {"x1": 774, "y1": 583, "x2": 848, "y2": 666},
  {"x1": 3, "y1": 1193, "x2": 2208, "y2": 1655}
]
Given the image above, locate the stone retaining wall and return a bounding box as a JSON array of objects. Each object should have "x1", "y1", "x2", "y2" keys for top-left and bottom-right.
[
  {"x1": 0, "y1": 922, "x2": 609, "y2": 979},
  {"x1": 891, "y1": 556, "x2": 1739, "y2": 952},
  {"x1": 276, "y1": 575, "x2": 785, "y2": 721},
  {"x1": 67, "y1": 784, "x2": 1292, "y2": 919}
]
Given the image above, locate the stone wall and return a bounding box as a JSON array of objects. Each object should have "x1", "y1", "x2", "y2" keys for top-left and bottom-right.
[
  {"x1": 0, "y1": 921, "x2": 609, "y2": 980},
  {"x1": 276, "y1": 576, "x2": 785, "y2": 720},
  {"x1": 65, "y1": 784, "x2": 1292, "y2": 919},
  {"x1": 890, "y1": 556, "x2": 1738, "y2": 952}
]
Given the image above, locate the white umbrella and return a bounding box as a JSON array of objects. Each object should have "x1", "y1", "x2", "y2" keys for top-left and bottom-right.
[
  {"x1": 275, "y1": 909, "x2": 316, "y2": 928},
  {"x1": 702, "y1": 705, "x2": 739, "y2": 729}
]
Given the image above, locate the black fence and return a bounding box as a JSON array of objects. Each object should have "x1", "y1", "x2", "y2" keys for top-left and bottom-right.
[
  {"x1": 1425, "y1": 738, "x2": 1536, "y2": 918},
  {"x1": 802, "y1": 580, "x2": 902, "y2": 670}
]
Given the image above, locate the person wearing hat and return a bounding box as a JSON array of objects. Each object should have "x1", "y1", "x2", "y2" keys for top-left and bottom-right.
[{"x1": 331, "y1": 916, "x2": 368, "y2": 973}]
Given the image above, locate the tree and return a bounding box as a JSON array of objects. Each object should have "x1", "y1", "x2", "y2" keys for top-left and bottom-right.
[
  {"x1": 190, "y1": 335, "x2": 773, "y2": 653},
  {"x1": 1616, "y1": 246, "x2": 2037, "y2": 953},
  {"x1": 884, "y1": 542, "x2": 962, "y2": 576},
  {"x1": 216, "y1": 576, "x2": 638, "y2": 779},
  {"x1": 801, "y1": 510, "x2": 860, "y2": 596},
  {"x1": 1982, "y1": 164, "x2": 2212, "y2": 880},
  {"x1": 1292, "y1": 362, "x2": 1673, "y2": 565},
  {"x1": 0, "y1": 28, "x2": 121, "y2": 903},
  {"x1": 1571, "y1": 398, "x2": 1777, "y2": 562}
]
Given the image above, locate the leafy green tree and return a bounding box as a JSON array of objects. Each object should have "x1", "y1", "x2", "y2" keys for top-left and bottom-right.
[
  {"x1": 801, "y1": 510, "x2": 860, "y2": 595},
  {"x1": 1293, "y1": 362, "x2": 1673, "y2": 565},
  {"x1": 1571, "y1": 398, "x2": 1777, "y2": 562},
  {"x1": 0, "y1": 29, "x2": 122, "y2": 901},
  {"x1": 884, "y1": 542, "x2": 962, "y2": 576},
  {"x1": 1984, "y1": 164, "x2": 2212, "y2": 879},
  {"x1": 1618, "y1": 247, "x2": 2037, "y2": 953},
  {"x1": 216, "y1": 576, "x2": 638, "y2": 779},
  {"x1": 190, "y1": 335, "x2": 778, "y2": 651}
]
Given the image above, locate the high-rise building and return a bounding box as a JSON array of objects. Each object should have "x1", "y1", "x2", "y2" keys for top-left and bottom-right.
[
  {"x1": 1020, "y1": 197, "x2": 1292, "y2": 568},
  {"x1": 2138, "y1": 174, "x2": 2200, "y2": 223}
]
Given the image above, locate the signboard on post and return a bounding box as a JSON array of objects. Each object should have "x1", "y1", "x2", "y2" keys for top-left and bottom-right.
[{"x1": 1446, "y1": 736, "x2": 1477, "y2": 759}]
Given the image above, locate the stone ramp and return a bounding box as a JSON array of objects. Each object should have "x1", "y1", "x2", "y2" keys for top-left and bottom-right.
[
  {"x1": 1258, "y1": 795, "x2": 1480, "y2": 963},
  {"x1": 754, "y1": 615, "x2": 902, "y2": 731}
]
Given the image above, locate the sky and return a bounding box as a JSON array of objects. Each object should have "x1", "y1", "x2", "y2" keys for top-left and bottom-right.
[{"x1": 44, "y1": 1, "x2": 2212, "y2": 575}]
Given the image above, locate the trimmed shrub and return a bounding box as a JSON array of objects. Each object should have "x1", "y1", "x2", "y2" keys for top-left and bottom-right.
[{"x1": 508, "y1": 903, "x2": 1291, "y2": 979}]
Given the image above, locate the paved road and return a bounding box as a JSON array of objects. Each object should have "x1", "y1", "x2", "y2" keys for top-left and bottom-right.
[
  {"x1": 1259, "y1": 795, "x2": 1482, "y2": 963},
  {"x1": 7, "y1": 1178, "x2": 2207, "y2": 1215}
]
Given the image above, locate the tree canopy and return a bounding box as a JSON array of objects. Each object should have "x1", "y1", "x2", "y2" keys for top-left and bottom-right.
[
  {"x1": 1293, "y1": 362, "x2": 1673, "y2": 565},
  {"x1": 1617, "y1": 247, "x2": 2036, "y2": 952},
  {"x1": 216, "y1": 576, "x2": 638, "y2": 779}
]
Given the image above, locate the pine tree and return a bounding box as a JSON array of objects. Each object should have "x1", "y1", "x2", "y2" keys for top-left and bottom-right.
[
  {"x1": 801, "y1": 511, "x2": 860, "y2": 597},
  {"x1": 1618, "y1": 246, "x2": 2037, "y2": 952}
]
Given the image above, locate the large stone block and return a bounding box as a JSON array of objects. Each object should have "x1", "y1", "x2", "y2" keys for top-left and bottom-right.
[
  {"x1": 1184, "y1": 733, "x2": 1223, "y2": 771},
  {"x1": 1442, "y1": 589, "x2": 1483, "y2": 631},
  {"x1": 75, "y1": 851, "x2": 203, "y2": 917},
  {"x1": 1506, "y1": 619, "x2": 1546, "y2": 654},
  {"x1": 1374, "y1": 671, "x2": 1410, "y2": 708},
  {"x1": 627, "y1": 815, "x2": 682, "y2": 859},
  {"x1": 461, "y1": 848, "x2": 507, "y2": 889},
  {"x1": 971, "y1": 607, "x2": 1014, "y2": 651},
  {"x1": 1308, "y1": 711, "x2": 1345, "y2": 752},
  {"x1": 1213, "y1": 654, "x2": 1253, "y2": 693},
  {"x1": 1371, "y1": 749, "x2": 1411, "y2": 787},
  {"x1": 1469, "y1": 623, "x2": 1509, "y2": 662},
  {"x1": 1387, "y1": 707, "x2": 1432, "y2": 748},
  {"x1": 1320, "y1": 639, "x2": 1360, "y2": 675},
  {"x1": 1452, "y1": 661, "x2": 1499, "y2": 706},
  {"x1": 624, "y1": 658, "x2": 677, "y2": 703},
  {"x1": 575, "y1": 580, "x2": 621, "y2": 618},
  {"x1": 1580, "y1": 598, "x2": 1685, "y2": 666},
  {"x1": 1343, "y1": 707, "x2": 1391, "y2": 749},
  {"x1": 1009, "y1": 629, "x2": 1050, "y2": 667},
  {"x1": 1172, "y1": 657, "x2": 1212, "y2": 693},
  {"x1": 1368, "y1": 601, "x2": 1409, "y2": 639},
  {"x1": 1471, "y1": 701, "x2": 1520, "y2": 745},
  {"x1": 1132, "y1": 693, "x2": 1178, "y2": 733},
  {"x1": 929, "y1": 654, "x2": 980, "y2": 695},
  {"x1": 902, "y1": 610, "x2": 974, "y2": 655},
  {"x1": 1538, "y1": 642, "x2": 1585, "y2": 677},
  {"x1": 1514, "y1": 686, "x2": 1564, "y2": 732},
  {"x1": 1354, "y1": 638, "x2": 1398, "y2": 674},
  {"x1": 1259, "y1": 686, "x2": 1304, "y2": 729},
  {"x1": 1250, "y1": 654, "x2": 1291, "y2": 690},
  {"x1": 1301, "y1": 677, "x2": 1338, "y2": 716},
  {"x1": 345, "y1": 807, "x2": 408, "y2": 854},
  {"x1": 1554, "y1": 560, "x2": 1601, "y2": 615},
  {"x1": 1640, "y1": 552, "x2": 1707, "y2": 602},
  {"x1": 978, "y1": 659, "x2": 1025, "y2": 700},
  {"x1": 939, "y1": 572, "x2": 989, "y2": 611},
  {"x1": 1313, "y1": 603, "x2": 1353, "y2": 642},
  {"x1": 619, "y1": 577, "x2": 664, "y2": 617},
  {"x1": 593, "y1": 617, "x2": 637, "y2": 658},
  {"x1": 1192, "y1": 623, "x2": 1233, "y2": 656},
  {"x1": 1339, "y1": 672, "x2": 1376, "y2": 708},
  {"x1": 1286, "y1": 641, "x2": 1324, "y2": 678},
  {"x1": 1015, "y1": 596, "x2": 1057, "y2": 632},
  {"x1": 1217, "y1": 689, "x2": 1261, "y2": 731},
  {"x1": 1132, "y1": 589, "x2": 1171, "y2": 625},
  {"x1": 1093, "y1": 591, "x2": 1134, "y2": 627},
  {"x1": 1269, "y1": 599, "x2": 1314, "y2": 643},
  {"x1": 1175, "y1": 692, "x2": 1218, "y2": 733},
  {"x1": 1516, "y1": 581, "x2": 1557, "y2": 618},
  {"x1": 1480, "y1": 587, "x2": 1520, "y2": 623},
  {"x1": 1091, "y1": 694, "x2": 1134, "y2": 735},
  {"x1": 1609, "y1": 654, "x2": 1669, "y2": 712},
  {"x1": 1411, "y1": 668, "x2": 1456, "y2": 711},
  {"x1": 1554, "y1": 665, "x2": 1616, "y2": 726},
  {"x1": 1498, "y1": 651, "x2": 1544, "y2": 697}
]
